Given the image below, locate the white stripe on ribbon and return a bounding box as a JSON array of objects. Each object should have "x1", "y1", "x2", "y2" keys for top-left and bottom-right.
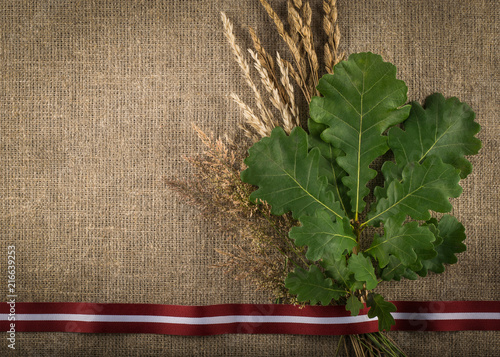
[
  {"x1": 392, "y1": 312, "x2": 500, "y2": 321},
  {"x1": 2, "y1": 314, "x2": 375, "y2": 324},
  {"x1": 2, "y1": 312, "x2": 499, "y2": 324}
]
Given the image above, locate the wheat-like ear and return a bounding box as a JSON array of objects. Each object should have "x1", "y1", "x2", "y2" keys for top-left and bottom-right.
[
  {"x1": 221, "y1": 12, "x2": 275, "y2": 136},
  {"x1": 248, "y1": 27, "x2": 274, "y2": 69},
  {"x1": 323, "y1": 0, "x2": 344, "y2": 73},
  {"x1": 277, "y1": 52, "x2": 299, "y2": 128},
  {"x1": 286, "y1": 2, "x2": 307, "y2": 83},
  {"x1": 248, "y1": 48, "x2": 275, "y2": 96},
  {"x1": 230, "y1": 92, "x2": 270, "y2": 140},
  {"x1": 248, "y1": 27, "x2": 290, "y2": 106},
  {"x1": 258, "y1": 0, "x2": 311, "y2": 102},
  {"x1": 248, "y1": 49, "x2": 295, "y2": 134},
  {"x1": 295, "y1": 1, "x2": 319, "y2": 96},
  {"x1": 248, "y1": 50, "x2": 282, "y2": 124},
  {"x1": 278, "y1": 57, "x2": 302, "y2": 93}
]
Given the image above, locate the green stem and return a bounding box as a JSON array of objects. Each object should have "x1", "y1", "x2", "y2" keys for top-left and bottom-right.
[{"x1": 352, "y1": 219, "x2": 363, "y2": 254}]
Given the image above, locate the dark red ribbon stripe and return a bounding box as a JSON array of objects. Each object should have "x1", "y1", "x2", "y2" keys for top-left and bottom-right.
[{"x1": 1, "y1": 301, "x2": 499, "y2": 335}]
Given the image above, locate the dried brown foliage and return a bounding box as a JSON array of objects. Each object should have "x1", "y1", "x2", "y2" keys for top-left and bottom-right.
[{"x1": 165, "y1": 126, "x2": 307, "y2": 303}]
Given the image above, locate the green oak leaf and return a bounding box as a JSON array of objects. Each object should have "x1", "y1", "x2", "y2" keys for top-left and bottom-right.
[
  {"x1": 310, "y1": 52, "x2": 411, "y2": 217},
  {"x1": 346, "y1": 295, "x2": 364, "y2": 316},
  {"x1": 367, "y1": 156, "x2": 462, "y2": 226},
  {"x1": 322, "y1": 254, "x2": 351, "y2": 284},
  {"x1": 308, "y1": 118, "x2": 351, "y2": 214},
  {"x1": 290, "y1": 211, "x2": 357, "y2": 261},
  {"x1": 321, "y1": 254, "x2": 364, "y2": 291},
  {"x1": 367, "y1": 293, "x2": 397, "y2": 331},
  {"x1": 409, "y1": 220, "x2": 442, "y2": 276},
  {"x1": 388, "y1": 93, "x2": 481, "y2": 179},
  {"x1": 372, "y1": 161, "x2": 402, "y2": 211},
  {"x1": 348, "y1": 253, "x2": 378, "y2": 290},
  {"x1": 366, "y1": 219, "x2": 436, "y2": 268},
  {"x1": 285, "y1": 265, "x2": 346, "y2": 306},
  {"x1": 419, "y1": 215, "x2": 466, "y2": 275},
  {"x1": 241, "y1": 126, "x2": 344, "y2": 220},
  {"x1": 380, "y1": 255, "x2": 419, "y2": 281},
  {"x1": 402, "y1": 267, "x2": 419, "y2": 280},
  {"x1": 414, "y1": 220, "x2": 442, "y2": 260},
  {"x1": 379, "y1": 255, "x2": 405, "y2": 281}
]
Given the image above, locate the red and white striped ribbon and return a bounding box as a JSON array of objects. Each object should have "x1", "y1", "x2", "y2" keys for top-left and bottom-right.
[{"x1": 1, "y1": 301, "x2": 499, "y2": 335}]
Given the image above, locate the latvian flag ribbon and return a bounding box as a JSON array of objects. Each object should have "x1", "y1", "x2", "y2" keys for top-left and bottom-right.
[{"x1": 1, "y1": 301, "x2": 499, "y2": 335}]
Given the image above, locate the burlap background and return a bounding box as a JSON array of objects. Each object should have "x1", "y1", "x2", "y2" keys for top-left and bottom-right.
[{"x1": 1, "y1": 0, "x2": 498, "y2": 355}]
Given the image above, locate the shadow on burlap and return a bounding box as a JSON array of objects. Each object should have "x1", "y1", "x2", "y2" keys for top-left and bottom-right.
[{"x1": 1, "y1": 0, "x2": 498, "y2": 355}]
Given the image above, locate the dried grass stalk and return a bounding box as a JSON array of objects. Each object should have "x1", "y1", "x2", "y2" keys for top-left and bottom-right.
[
  {"x1": 248, "y1": 49, "x2": 277, "y2": 100},
  {"x1": 277, "y1": 52, "x2": 299, "y2": 128},
  {"x1": 259, "y1": 0, "x2": 311, "y2": 102},
  {"x1": 323, "y1": 0, "x2": 345, "y2": 73},
  {"x1": 223, "y1": 10, "x2": 304, "y2": 137},
  {"x1": 301, "y1": 2, "x2": 320, "y2": 96},
  {"x1": 287, "y1": 0, "x2": 301, "y2": 46},
  {"x1": 221, "y1": 12, "x2": 276, "y2": 134},
  {"x1": 289, "y1": 1, "x2": 319, "y2": 96},
  {"x1": 249, "y1": 49, "x2": 295, "y2": 134},
  {"x1": 248, "y1": 27, "x2": 289, "y2": 106},
  {"x1": 230, "y1": 92, "x2": 270, "y2": 140}
]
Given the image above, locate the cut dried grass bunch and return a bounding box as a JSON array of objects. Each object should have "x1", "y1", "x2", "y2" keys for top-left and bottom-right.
[
  {"x1": 222, "y1": 12, "x2": 296, "y2": 141},
  {"x1": 221, "y1": 0, "x2": 344, "y2": 142},
  {"x1": 165, "y1": 125, "x2": 307, "y2": 303}
]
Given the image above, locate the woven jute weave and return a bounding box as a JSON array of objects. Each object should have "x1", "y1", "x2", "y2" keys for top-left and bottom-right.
[{"x1": 1, "y1": 0, "x2": 498, "y2": 355}]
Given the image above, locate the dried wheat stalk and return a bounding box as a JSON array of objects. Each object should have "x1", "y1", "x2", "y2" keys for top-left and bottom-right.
[
  {"x1": 258, "y1": 0, "x2": 311, "y2": 102},
  {"x1": 221, "y1": 12, "x2": 276, "y2": 136},
  {"x1": 295, "y1": 1, "x2": 320, "y2": 96},
  {"x1": 248, "y1": 27, "x2": 289, "y2": 105},
  {"x1": 276, "y1": 52, "x2": 299, "y2": 128},
  {"x1": 287, "y1": 0, "x2": 302, "y2": 48},
  {"x1": 323, "y1": 0, "x2": 345, "y2": 73},
  {"x1": 230, "y1": 92, "x2": 269, "y2": 140},
  {"x1": 249, "y1": 49, "x2": 296, "y2": 134},
  {"x1": 249, "y1": 26, "x2": 302, "y2": 131},
  {"x1": 222, "y1": 10, "x2": 304, "y2": 138}
]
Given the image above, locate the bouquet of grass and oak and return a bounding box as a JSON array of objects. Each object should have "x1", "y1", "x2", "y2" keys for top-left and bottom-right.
[{"x1": 167, "y1": 1, "x2": 481, "y2": 356}]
